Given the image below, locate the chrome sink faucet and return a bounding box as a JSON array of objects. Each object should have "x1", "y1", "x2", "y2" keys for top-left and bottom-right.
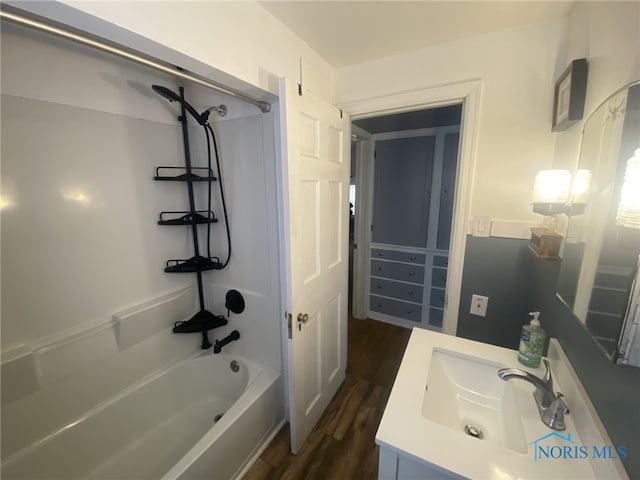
[{"x1": 497, "y1": 359, "x2": 570, "y2": 431}]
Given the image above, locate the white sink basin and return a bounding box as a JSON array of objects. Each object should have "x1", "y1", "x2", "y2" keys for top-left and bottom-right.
[
  {"x1": 421, "y1": 348, "x2": 527, "y2": 453},
  {"x1": 376, "y1": 329, "x2": 629, "y2": 479}
]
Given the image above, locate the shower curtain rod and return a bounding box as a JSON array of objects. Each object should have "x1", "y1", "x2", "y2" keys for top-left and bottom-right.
[{"x1": 0, "y1": 9, "x2": 272, "y2": 113}]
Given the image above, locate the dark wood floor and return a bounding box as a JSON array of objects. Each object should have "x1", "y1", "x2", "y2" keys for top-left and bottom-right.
[{"x1": 243, "y1": 317, "x2": 411, "y2": 480}]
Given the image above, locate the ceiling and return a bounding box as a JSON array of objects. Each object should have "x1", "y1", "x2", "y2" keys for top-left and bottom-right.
[{"x1": 258, "y1": 1, "x2": 574, "y2": 68}]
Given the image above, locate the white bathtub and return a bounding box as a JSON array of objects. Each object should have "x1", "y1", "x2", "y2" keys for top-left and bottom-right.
[{"x1": 1, "y1": 352, "x2": 282, "y2": 480}]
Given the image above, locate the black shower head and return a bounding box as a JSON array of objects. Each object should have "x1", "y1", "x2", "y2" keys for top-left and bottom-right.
[
  {"x1": 152, "y1": 84, "x2": 181, "y2": 103},
  {"x1": 151, "y1": 84, "x2": 208, "y2": 125}
]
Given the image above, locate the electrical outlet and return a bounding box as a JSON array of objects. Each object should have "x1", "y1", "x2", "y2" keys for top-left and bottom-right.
[{"x1": 470, "y1": 294, "x2": 489, "y2": 317}]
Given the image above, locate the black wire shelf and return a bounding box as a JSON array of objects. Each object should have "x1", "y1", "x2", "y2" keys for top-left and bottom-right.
[
  {"x1": 173, "y1": 309, "x2": 227, "y2": 334},
  {"x1": 151, "y1": 87, "x2": 231, "y2": 350},
  {"x1": 165, "y1": 255, "x2": 223, "y2": 273},
  {"x1": 158, "y1": 210, "x2": 218, "y2": 226},
  {"x1": 154, "y1": 166, "x2": 217, "y2": 182}
]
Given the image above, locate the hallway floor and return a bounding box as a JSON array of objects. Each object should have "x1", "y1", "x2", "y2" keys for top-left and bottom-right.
[{"x1": 243, "y1": 317, "x2": 411, "y2": 480}]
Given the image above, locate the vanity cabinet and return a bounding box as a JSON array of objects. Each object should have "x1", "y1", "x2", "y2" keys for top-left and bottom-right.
[
  {"x1": 378, "y1": 446, "x2": 463, "y2": 480},
  {"x1": 366, "y1": 128, "x2": 458, "y2": 330}
]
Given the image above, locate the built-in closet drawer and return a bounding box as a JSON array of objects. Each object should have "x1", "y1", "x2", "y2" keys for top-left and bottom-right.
[
  {"x1": 431, "y1": 267, "x2": 447, "y2": 288},
  {"x1": 430, "y1": 289, "x2": 446, "y2": 309},
  {"x1": 370, "y1": 277, "x2": 423, "y2": 303},
  {"x1": 371, "y1": 259, "x2": 424, "y2": 283},
  {"x1": 369, "y1": 295, "x2": 421, "y2": 323},
  {"x1": 429, "y1": 307, "x2": 443, "y2": 327},
  {"x1": 371, "y1": 248, "x2": 425, "y2": 265},
  {"x1": 433, "y1": 255, "x2": 449, "y2": 268}
]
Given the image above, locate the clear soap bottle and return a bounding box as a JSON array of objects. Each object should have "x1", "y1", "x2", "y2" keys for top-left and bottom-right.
[{"x1": 518, "y1": 311, "x2": 546, "y2": 367}]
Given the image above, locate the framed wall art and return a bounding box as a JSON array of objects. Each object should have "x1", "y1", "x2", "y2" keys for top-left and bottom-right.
[{"x1": 552, "y1": 58, "x2": 588, "y2": 132}]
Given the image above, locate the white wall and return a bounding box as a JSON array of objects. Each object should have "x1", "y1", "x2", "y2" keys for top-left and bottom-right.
[
  {"x1": 11, "y1": 0, "x2": 335, "y2": 104},
  {"x1": 336, "y1": 18, "x2": 567, "y2": 228},
  {"x1": 1, "y1": 21, "x2": 194, "y2": 350},
  {"x1": 189, "y1": 110, "x2": 284, "y2": 371},
  {"x1": 553, "y1": 1, "x2": 640, "y2": 171}
]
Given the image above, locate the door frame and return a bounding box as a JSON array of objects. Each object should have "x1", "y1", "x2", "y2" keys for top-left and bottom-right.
[
  {"x1": 340, "y1": 79, "x2": 482, "y2": 336},
  {"x1": 350, "y1": 124, "x2": 373, "y2": 319}
]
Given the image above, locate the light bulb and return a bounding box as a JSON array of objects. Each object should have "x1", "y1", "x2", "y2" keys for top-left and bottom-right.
[
  {"x1": 616, "y1": 148, "x2": 640, "y2": 228},
  {"x1": 532, "y1": 170, "x2": 571, "y2": 204}
]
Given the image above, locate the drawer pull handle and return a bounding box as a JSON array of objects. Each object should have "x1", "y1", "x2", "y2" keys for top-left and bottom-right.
[
  {"x1": 377, "y1": 285, "x2": 382, "y2": 289},
  {"x1": 408, "y1": 291, "x2": 414, "y2": 295},
  {"x1": 378, "y1": 252, "x2": 384, "y2": 256},
  {"x1": 409, "y1": 272, "x2": 415, "y2": 276},
  {"x1": 410, "y1": 255, "x2": 416, "y2": 260},
  {"x1": 377, "y1": 303, "x2": 382, "y2": 308},
  {"x1": 406, "y1": 310, "x2": 412, "y2": 314},
  {"x1": 377, "y1": 267, "x2": 382, "y2": 271}
]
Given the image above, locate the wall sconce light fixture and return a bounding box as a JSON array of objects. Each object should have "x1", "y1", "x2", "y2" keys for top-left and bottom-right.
[
  {"x1": 532, "y1": 169, "x2": 571, "y2": 215},
  {"x1": 529, "y1": 169, "x2": 592, "y2": 259}
]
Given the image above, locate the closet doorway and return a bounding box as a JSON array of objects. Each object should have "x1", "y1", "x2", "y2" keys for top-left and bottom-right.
[{"x1": 350, "y1": 104, "x2": 463, "y2": 331}]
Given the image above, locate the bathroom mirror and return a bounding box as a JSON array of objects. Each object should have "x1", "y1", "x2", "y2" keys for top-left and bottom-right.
[{"x1": 556, "y1": 80, "x2": 640, "y2": 361}]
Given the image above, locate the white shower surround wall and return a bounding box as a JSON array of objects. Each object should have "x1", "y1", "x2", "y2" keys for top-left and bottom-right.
[
  {"x1": 1, "y1": 19, "x2": 286, "y2": 479},
  {"x1": 2, "y1": 352, "x2": 281, "y2": 479}
]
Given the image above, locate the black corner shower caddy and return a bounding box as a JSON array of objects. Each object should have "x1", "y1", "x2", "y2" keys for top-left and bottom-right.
[{"x1": 155, "y1": 86, "x2": 227, "y2": 349}]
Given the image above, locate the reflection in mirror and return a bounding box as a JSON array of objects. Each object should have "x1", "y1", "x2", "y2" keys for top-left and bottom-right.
[{"x1": 556, "y1": 81, "x2": 640, "y2": 363}]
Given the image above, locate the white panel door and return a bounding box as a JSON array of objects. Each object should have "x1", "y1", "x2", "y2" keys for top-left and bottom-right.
[{"x1": 279, "y1": 78, "x2": 350, "y2": 452}]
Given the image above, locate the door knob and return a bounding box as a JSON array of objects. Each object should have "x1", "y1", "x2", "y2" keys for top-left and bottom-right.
[{"x1": 297, "y1": 312, "x2": 309, "y2": 331}]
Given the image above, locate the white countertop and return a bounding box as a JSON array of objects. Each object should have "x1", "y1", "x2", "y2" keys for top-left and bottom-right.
[{"x1": 375, "y1": 328, "x2": 627, "y2": 480}]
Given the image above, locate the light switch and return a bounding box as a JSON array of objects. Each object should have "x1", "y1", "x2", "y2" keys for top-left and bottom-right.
[{"x1": 472, "y1": 216, "x2": 491, "y2": 237}]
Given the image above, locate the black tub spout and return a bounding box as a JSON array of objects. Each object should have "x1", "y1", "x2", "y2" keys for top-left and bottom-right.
[{"x1": 213, "y1": 330, "x2": 240, "y2": 354}]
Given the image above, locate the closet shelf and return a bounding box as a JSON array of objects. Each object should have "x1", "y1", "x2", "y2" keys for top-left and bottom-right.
[
  {"x1": 154, "y1": 166, "x2": 217, "y2": 182},
  {"x1": 158, "y1": 211, "x2": 218, "y2": 226},
  {"x1": 165, "y1": 255, "x2": 223, "y2": 273}
]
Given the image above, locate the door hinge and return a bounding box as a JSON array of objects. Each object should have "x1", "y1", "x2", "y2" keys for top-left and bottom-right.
[
  {"x1": 298, "y1": 57, "x2": 303, "y2": 96},
  {"x1": 286, "y1": 311, "x2": 293, "y2": 339}
]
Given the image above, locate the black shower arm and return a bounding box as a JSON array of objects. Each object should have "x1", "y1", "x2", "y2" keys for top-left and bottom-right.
[{"x1": 152, "y1": 84, "x2": 209, "y2": 125}]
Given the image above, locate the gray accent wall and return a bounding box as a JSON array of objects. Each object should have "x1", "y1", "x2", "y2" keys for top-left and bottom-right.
[
  {"x1": 456, "y1": 237, "x2": 532, "y2": 349},
  {"x1": 457, "y1": 235, "x2": 640, "y2": 478}
]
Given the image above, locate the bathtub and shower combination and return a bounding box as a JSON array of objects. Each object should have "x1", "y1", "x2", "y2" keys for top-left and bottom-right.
[
  {"x1": 2, "y1": 350, "x2": 281, "y2": 479},
  {"x1": 1, "y1": 80, "x2": 285, "y2": 480},
  {"x1": 2, "y1": 10, "x2": 286, "y2": 478}
]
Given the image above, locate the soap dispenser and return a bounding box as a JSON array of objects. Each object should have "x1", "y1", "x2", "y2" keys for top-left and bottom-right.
[{"x1": 518, "y1": 311, "x2": 546, "y2": 367}]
